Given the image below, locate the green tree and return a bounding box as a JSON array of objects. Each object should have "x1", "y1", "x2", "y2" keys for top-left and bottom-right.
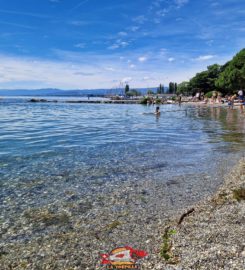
[
  {"x1": 174, "y1": 83, "x2": 178, "y2": 93},
  {"x1": 125, "y1": 84, "x2": 130, "y2": 95},
  {"x1": 177, "y1": 81, "x2": 190, "y2": 95},
  {"x1": 147, "y1": 89, "x2": 154, "y2": 95},
  {"x1": 168, "y1": 82, "x2": 175, "y2": 93},
  {"x1": 215, "y1": 49, "x2": 245, "y2": 94},
  {"x1": 127, "y1": 89, "x2": 141, "y2": 96},
  {"x1": 189, "y1": 64, "x2": 221, "y2": 94},
  {"x1": 178, "y1": 48, "x2": 245, "y2": 96},
  {"x1": 157, "y1": 84, "x2": 164, "y2": 94},
  {"x1": 206, "y1": 64, "x2": 221, "y2": 90},
  {"x1": 189, "y1": 70, "x2": 209, "y2": 93}
]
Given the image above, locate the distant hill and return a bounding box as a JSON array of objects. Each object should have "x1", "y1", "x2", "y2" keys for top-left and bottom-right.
[
  {"x1": 0, "y1": 88, "x2": 103, "y2": 96},
  {"x1": 0, "y1": 87, "x2": 164, "y2": 96}
]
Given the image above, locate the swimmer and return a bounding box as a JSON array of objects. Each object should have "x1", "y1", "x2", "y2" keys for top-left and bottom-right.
[
  {"x1": 177, "y1": 95, "x2": 182, "y2": 106},
  {"x1": 155, "y1": 106, "x2": 160, "y2": 115}
]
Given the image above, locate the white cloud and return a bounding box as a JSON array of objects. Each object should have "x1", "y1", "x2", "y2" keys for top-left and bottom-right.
[
  {"x1": 120, "y1": 41, "x2": 129, "y2": 47},
  {"x1": 152, "y1": 0, "x2": 161, "y2": 8},
  {"x1": 154, "y1": 18, "x2": 161, "y2": 24},
  {"x1": 108, "y1": 44, "x2": 120, "y2": 50},
  {"x1": 210, "y1": 2, "x2": 219, "y2": 7},
  {"x1": 133, "y1": 15, "x2": 147, "y2": 24},
  {"x1": 160, "y1": 48, "x2": 167, "y2": 56},
  {"x1": 0, "y1": 9, "x2": 50, "y2": 18},
  {"x1": 138, "y1": 56, "x2": 147, "y2": 62},
  {"x1": 121, "y1": 77, "x2": 132, "y2": 83},
  {"x1": 168, "y1": 57, "x2": 175, "y2": 62},
  {"x1": 69, "y1": 20, "x2": 90, "y2": 26},
  {"x1": 0, "y1": 21, "x2": 36, "y2": 30},
  {"x1": 194, "y1": 55, "x2": 215, "y2": 61},
  {"x1": 108, "y1": 40, "x2": 129, "y2": 50},
  {"x1": 70, "y1": 0, "x2": 90, "y2": 12},
  {"x1": 130, "y1": 26, "x2": 140, "y2": 32},
  {"x1": 174, "y1": 0, "x2": 189, "y2": 8},
  {"x1": 118, "y1": 31, "x2": 127, "y2": 36},
  {"x1": 0, "y1": 54, "x2": 112, "y2": 89},
  {"x1": 206, "y1": 40, "x2": 214, "y2": 46},
  {"x1": 156, "y1": 9, "x2": 168, "y2": 17},
  {"x1": 74, "y1": 43, "x2": 86, "y2": 49},
  {"x1": 0, "y1": 49, "x2": 231, "y2": 90},
  {"x1": 238, "y1": 27, "x2": 245, "y2": 32},
  {"x1": 176, "y1": 17, "x2": 183, "y2": 21},
  {"x1": 105, "y1": 67, "x2": 115, "y2": 71}
]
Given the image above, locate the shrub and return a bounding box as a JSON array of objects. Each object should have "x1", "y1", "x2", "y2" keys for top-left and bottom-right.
[
  {"x1": 140, "y1": 97, "x2": 150, "y2": 104},
  {"x1": 205, "y1": 91, "x2": 222, "y2": 98}
]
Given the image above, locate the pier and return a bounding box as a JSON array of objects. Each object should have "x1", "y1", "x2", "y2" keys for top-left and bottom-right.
[{"x1": 28, "y1": 98, "x2": 142, "y2": 104}]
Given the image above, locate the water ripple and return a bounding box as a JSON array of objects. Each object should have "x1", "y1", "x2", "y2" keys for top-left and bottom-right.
[{"x1": 0, "y1": 101, "x2": 244, "y2": 185}]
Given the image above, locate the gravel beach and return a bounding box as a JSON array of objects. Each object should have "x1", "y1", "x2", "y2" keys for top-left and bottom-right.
[
  {"x1": 0, "y1": 157, "x2": 244, "y2": 269},
  {"x1": 142, "y1": 158, "x2": 245, "y2": 270}
]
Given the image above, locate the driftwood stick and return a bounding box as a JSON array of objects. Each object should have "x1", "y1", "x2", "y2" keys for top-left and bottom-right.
[{"x1": 178, "y1": 208, "x2": 195, "y2": 225}]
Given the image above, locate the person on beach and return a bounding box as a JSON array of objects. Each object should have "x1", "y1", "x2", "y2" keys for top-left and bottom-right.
[
  {"x1": 195, "y1": 92, "x2": 200, "y2": 101},
  {"x1": 155, "y1": 106, "x2": 160, "y2": 115},
  {"x1": 217, "y1": 92, "x2": 222, "y2": 103},
  {"x1": 177, "y1": 95, "x2": 182, "y2": 106},
  {"x1": 238, "y1": 89, "x2": 244, "y2": 101},
  {"x1": 238, "y1": 90, "x2": 244, "y2": 112},
  {"x1": 228, "y1": 94, "x2": 236, "y2": 109},
  {"x1": 212, "y1": 91, "x2": 217, "y2": 104},
  {"x1": 228, "y1": 96, "x2": 232, "y2": 109},
  {"x1": 240, "y1": 100, "x2": 244, "y2": 113}
]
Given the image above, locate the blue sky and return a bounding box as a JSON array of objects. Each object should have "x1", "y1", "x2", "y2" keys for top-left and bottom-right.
[{"x1": 0, "y1": 0, "x2": 244, "y2": 89}]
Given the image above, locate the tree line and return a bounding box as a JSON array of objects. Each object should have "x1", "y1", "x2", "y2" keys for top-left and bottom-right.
[
  {"x1": 123, "y1": 48, "x2": 244, "y2": 97},
  {"x1": 124, "y1": 82, "x2": 178, "y2": 96},
  {"x1": 177, "y1": 48, "x2": 245, "y2": 95}
]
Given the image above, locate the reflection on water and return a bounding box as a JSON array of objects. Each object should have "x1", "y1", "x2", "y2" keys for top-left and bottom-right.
[
  {"x1": 209, "y1": 106, "x2": 245, "y2": 145},
  {"x1": 186, "y1": 105, "x2": 245, "y2": 145}
]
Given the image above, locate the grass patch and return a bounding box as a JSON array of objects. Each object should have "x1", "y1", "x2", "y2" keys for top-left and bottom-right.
[
  {"x1": 212, "y1": 192, "x2": 228, "y2": 205},
  {"x1": 233, "y1": 188, "x2": 245, "y2": 202},
  {"x1": 160, "y1": 227, "x2": 177, "y2": 261}
]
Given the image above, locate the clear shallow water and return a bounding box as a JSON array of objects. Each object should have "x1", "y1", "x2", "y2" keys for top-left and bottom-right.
[{"x1": 0, "y1": 98, "x2": 244, "y2": 211}]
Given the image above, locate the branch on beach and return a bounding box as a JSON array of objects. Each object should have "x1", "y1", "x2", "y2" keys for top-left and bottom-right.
[{"x1": 177, "y1": 208, "x2": 195, "y2": 226}]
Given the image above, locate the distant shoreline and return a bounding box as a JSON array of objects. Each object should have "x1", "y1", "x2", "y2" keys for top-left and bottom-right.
[{"x1": 20, "y1": 97, "x2": 245, "y2": 107}]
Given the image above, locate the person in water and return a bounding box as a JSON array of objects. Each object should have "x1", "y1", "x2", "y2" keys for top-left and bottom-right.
[
  {"x1": 228, "y1": 94, "x2": 236, "y2": 109},
  {"x1": 155, "y1": 106, "x2": 160, "y2": 115},
  {"x1": 177, "y1": 95, "x2": 182, "y2": 106}
]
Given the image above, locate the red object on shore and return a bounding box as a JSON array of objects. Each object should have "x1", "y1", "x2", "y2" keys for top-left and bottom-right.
[{"x1": 101, "y1": 246, "x2": 148, "y2": 265}]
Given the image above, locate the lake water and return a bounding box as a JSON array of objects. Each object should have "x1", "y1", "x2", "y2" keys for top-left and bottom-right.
[{"x1": 0, "y1": 98, "x2": 245, "y2": 236}]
